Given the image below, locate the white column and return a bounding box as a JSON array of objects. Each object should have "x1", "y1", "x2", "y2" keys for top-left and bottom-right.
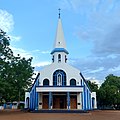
[
  {"x1": 24, "y1": 92, "x2": 30, "y2": 108},
  {"x1": 77, "y1": 92, "x2": 82, "y2": 109},
  {"x1": 38, "y1": 93, "x2": 42, "y2": 109}
]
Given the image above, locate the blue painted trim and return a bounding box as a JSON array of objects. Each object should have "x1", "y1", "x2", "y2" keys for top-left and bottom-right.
[
  {"x1": 35, "y1": 89, "x2": 38, "y2": 110},
  {"x1": 53, "y1": 69, "x2": 66, "y2": 86},
  {"x1": 51, "y1": 48, "x2": 69, "y2": 54},
  {"x1": 36, "y1": 85, "x2": 83, "y2": 88},
  {"x1": 89, "y1": 93, "x2": 91, "y2": 110},
  {"x1": 81, "y1": 92, "x2": 83, "y2": 110},
  {"x1": 30, "y1": 73, "x2": 40, "y2": 92},
  {"x1": 49, "y1": 92, "x2": 52, "y2": 109},
  {"x1": 84, "y1": 84, "x2": 86, "y2": 110},
  {"x1": 80, "y1": 73, "x2": 91, "y2": 92},
  {"x1": 29, "y1": 74, "x2": 40, "y2": 110},
  {"x1": 87, "y1": 89, "x2": 89, "y2": 110},
  {"x1": 67, "y1": 92, "x2": 70, "y2": 109}
]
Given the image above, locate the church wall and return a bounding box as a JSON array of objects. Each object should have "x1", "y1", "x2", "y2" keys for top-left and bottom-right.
[
  {"x1": 91, "y1": 92, "x2": 97, "y2": 109},
  {"x1": 77, "y1": 92, "x2": 82, "y2": 109},
  {"x1": 39, "y1": 63, "x2": 84, "y2": 86},
  {"x1": 29, "y1": 75, "x2": 39, "y2": 110},
  {"x1": 52, "y1": 52, "x2": 67, "y2": 63},
  {"x1": 24, "y1": 14, "x2": 97, "y2": 111},
  {"x1": 38, "y1": 93, "x2": 42, "y2": 109}
]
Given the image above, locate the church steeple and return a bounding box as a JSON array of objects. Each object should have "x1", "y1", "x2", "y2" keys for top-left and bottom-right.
[
  {"x1": 54, "y1": 17, "x2": 66, "y2": 49},
  {"x1": 58, "y1": 8, "x2": 61, "y2": 19},
  {"x1": 51, "y1": 10, "x2": 69, "y2": 63}
]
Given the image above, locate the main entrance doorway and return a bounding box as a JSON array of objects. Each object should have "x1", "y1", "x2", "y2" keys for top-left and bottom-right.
[
  {"x1": 70, "y1": 95, "x2": 77, "y2": 109},
  {"x1": 53, "y1": 95, "x2": 67, "y2": 109},
  {"x1": 42, "y1": 93, "x2": 77, "y2": 109},
  {"x1": 42, "y1": 95, "x2": 49, "y2": 109}
]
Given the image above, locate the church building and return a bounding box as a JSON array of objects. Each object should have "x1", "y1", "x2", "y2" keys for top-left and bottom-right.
[{"x1": 25, "y1": 12, "x2": 97, "y2": 111}]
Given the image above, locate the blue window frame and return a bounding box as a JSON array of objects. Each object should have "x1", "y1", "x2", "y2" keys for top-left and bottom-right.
[
  {"x1": 70, "y1": 79, "x2": 76, "y2": 86},
  {"x1": 43, "y1": 79, "x2": 49, "y2": 86},
  {"x1": 58, "y1": 54, "x2": 61, "y2": 62},
  {"x1": 53, "y1": 70, "x2": 66, "y2": 86},
  {"x1": 65, "y1": 55, "x2": 67, "y2": 63},
  {"x1": 52, "y1": 55, "x2": 54, "y2": 63}
]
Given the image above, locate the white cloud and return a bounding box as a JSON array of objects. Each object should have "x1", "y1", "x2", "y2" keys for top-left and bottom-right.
[
  {"x1": 90, "y1": 78, "x2": 102, "y2": 88},
  {"x1": 10, "y1": 46, "x2": 51, "y2": 68},
  {"x1": 0, "y1": 9, "x2": 14, "y2": 33},
  {"x1": 62, "y1": 0, "x2": 120, "y2": 81},
  {"x1": 33, "y1": 61, "x2": 50, "y2": 67},
  {"x1": 9, "y1": 35, "x2": 21, "y2": 42},
  {"x1": 41, "y1": 51, "x2": 50, "y2": 54},
  {"x1": 88, "y1": 67, "x2": 104, "y2": 74},
  {"x1": 10, "y1": 46, "x2": 33, "y2": 59},
  {"x1": 32, "y1": 71, "x2": 39, "y2": 79},
  {"x1": 108, "y1": 65, "x2": 120, "y2": 72},
  {"x1": 0, "y1": 9, "x2": 22, "y2": 43},
  {"x1": 85, "y1": 76, "x2": 102, "y2": 88}
]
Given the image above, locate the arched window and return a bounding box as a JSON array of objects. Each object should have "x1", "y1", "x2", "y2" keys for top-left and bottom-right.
[
  {"x1": 70, "y1": 79, "x2": 76, "y2": 86},
  {"x1": 65, "y1": 55, "x2": 67, "y2": 63},
  {"x1": 57, "y1": 73, "x2": 62, "y2": 86},
  {"x1": 52, "y1": 55, "x2": 54, "y2": 63},
  {"x1": 43, "y1": 79, "x2": 49, "y2": 86},
  {"x1": 81, "y1": 79, "x2": 82, "y2": 86},
  {"x1": 53, "y1": 70, "x2": 66, "y2": 86},
  {"x1": 58, "y1": 54, "x2": 61, "y2": 62}
]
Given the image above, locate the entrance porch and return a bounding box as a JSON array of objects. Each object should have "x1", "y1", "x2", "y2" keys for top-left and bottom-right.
[
  {"x1": 36, "y1": 86, "x2": 83, "y2": 110},
  {"x1": 38, "y1": 92, "x2": 81, "y2": 110}
]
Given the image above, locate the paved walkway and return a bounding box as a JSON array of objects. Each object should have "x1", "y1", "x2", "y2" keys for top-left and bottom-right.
[{"x1": 0, "y1": 110, "x2": 120, "y2": 120}]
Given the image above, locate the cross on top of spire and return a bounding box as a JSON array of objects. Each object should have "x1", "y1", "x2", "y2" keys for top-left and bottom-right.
[{"x1": 58, "y1": 8, "x2": 61, "y2": 18}]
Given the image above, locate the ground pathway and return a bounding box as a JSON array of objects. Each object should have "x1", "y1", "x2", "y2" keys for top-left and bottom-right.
[{"x1": 0, "y1": 110, "x2": 120, "y2": 120}]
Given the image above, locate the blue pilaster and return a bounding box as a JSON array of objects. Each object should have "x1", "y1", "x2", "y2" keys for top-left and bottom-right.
[
  {"x1": 67, "y1": 92, "x2": 70, "y2": 109},
  {"x1": 87, "y1": 89, "x2": 89, "y2": 110},
  {"x1": 89, "y1": 93, "x2": 92, "y2": 110},
  {"x1": 35, "y1": 91, "x2": 38, "y2": 110},
  {"x1": 81, "y1": 92, "x2": 83, "y2": 110},
  {"x1": 49, "y1": 92, "x2": 52, "y2": 109},
  {"x1": 84, "y1": 84, "x2": 86, "y2": 110}
]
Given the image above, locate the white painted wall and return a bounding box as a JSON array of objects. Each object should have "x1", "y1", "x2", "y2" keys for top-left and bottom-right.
[
  {"x1": 39, "y1": 62, "x2": 83, "y2": 86},
  {"x1": 25, "y1": 92, "x2": 30, "y2": 108},
  {"x1": 77, "y1": 92, "x2": 82, "y2": 109},
  {"x1": 38, "y1": 93, "x2": 42, "y2": 109},
  {"x1": 91, "y1": 92, "x2": 97, "y2": 109}
]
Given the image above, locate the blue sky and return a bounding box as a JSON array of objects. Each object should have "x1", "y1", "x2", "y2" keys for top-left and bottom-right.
[{"x1": 0, "y1": 0, "x2": 120, "y2": 85}]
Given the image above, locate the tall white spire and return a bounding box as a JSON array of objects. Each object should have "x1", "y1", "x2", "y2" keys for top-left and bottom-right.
[
  {"x1": 51, "y1": 9, "x2": 69, "y2": 56},
  {"x1": 54, "y1": 15, "x2": 66, "y2": 49}
]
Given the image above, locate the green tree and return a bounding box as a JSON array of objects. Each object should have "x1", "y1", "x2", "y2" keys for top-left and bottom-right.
[
  {"x1": 0, "y1": 29, "x2": 34, "y2": 103},
  {"x1": 87, "y1": 80, "x2": 98, "y2": 92},
  {"x1": 98, "y1": 74, "x2": 120, "y2": 109},
  {"x1": 11, "y1": 55, "x2": 34, "y2": 102},
  {"x1": 0, "y1": 29, "x2": 14, "y2": 102}
]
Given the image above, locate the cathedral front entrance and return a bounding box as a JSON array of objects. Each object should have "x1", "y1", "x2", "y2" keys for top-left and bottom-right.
[
  {"x1": 42, "y1": 95, "x2": 49, "y2": 109},
  {"x1": 53, "y1": 95, "x2": 67, "y2": 109},
  {"x1": 70, "y1": 95, "x2": 77, "y2": 109},
  {"x1": 42, "y1": 93, "x2": 77, "y2": 110}
]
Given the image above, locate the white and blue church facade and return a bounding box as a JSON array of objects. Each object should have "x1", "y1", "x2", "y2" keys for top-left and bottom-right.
[{"x1": 25, "y1": 14, "x2": 97, "y2": 111}]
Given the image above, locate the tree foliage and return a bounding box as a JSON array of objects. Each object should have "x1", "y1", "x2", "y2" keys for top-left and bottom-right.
[
  {"x1": 87, "y1": 80, "x2": 98, "y2": 92},
  {"x1": 98, "y1": 74, "x2": 120, "y2": 109},
  {"x1": 0, "y1": 29, "x2": 34, "y2": 103}
]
